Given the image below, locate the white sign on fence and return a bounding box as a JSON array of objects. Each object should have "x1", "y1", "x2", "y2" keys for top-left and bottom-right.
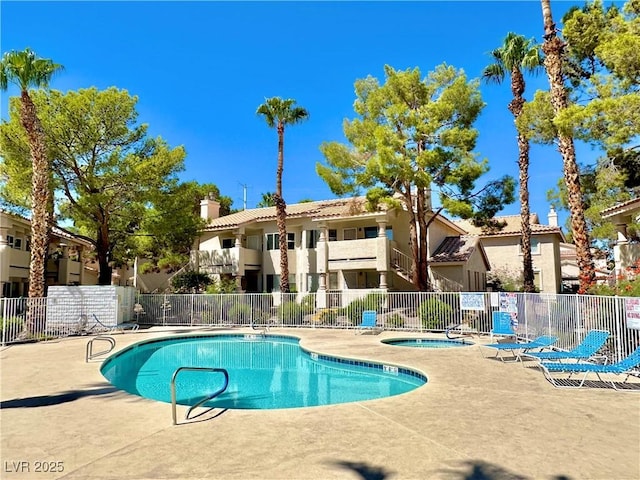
[
  {"x1": 625, "y1": 298, "x2": 640, "y2": 330},
  {"x1": 460, "y1": 292, "x2": 485, "y2": 311},
  {"x1": 499, "y1": 292, "x2": 518, "y2": 327}
]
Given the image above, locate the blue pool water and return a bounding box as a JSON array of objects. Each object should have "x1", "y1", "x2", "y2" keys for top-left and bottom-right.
[
  {"x1": 101, "y1": 334, "x2": 426, "y2": 410},
  {"x1": 382, "y1": 338, "x2": 473, "y2": 348}
]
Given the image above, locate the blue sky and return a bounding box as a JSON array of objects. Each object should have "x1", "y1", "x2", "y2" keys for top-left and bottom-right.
[{"x1": 1, "y1": 1, "x2": 600, "y2": 229}]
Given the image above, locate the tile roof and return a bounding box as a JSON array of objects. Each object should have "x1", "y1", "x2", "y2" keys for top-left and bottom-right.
[
  {"x1": 601, "y1": 197, "x2": 640, "y2": 217},
  {"x1": 430, "y1": 235, "x2": 481, "y2": 264},
  {"x1": 454, "y1": 214, "x2": 563, "y2": 237},
  {"x1": 0, "y1": 209, "x2": 93, "y2": 247},
  {"x1": 204, "y1": 197, "x2": 384, "y2": 230}
]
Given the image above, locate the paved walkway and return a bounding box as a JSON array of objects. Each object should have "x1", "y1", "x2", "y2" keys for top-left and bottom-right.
[{"x1": 1, "y1": 328, "x2": 639, "y2": 480}]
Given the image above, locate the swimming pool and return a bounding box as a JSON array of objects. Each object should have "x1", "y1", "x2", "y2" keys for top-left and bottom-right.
[
  {"x1": 101, "y1": 334, "x2": 426, "y2": 409},
  {"x1": 382, "y1": 338, "x2": 473, "y2": 348}
]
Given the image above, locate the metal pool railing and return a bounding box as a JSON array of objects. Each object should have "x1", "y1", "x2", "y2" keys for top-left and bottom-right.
[
  {"x1": 2, "y1": 291, "x2": 640, "y2": 364},
  {"x1": 135, "y1": 291, "x2": 640, "y2": 362}
]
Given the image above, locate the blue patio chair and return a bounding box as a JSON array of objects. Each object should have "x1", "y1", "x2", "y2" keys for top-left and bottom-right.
[
  {"x1": 521, "y1": 329, "x2": 610, "y2": 364},
  {"x1": 92, "y1": 313, "x2": 139, "y2": 334},
  {"x1": 481, "y1": 335, "x2": 558, "y2": 363},
  {"x1": 539, "y1": 345, "x2": 640, "y2": 390},
  {"x1": 355, "y1": 310, "x2": 379, "y2": 335},
  {"x1": 490, "y1": 311, "x2": 517, "y2": 341}
]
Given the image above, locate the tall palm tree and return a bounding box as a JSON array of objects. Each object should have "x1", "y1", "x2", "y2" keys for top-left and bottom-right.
[
  {"x1": 483, "y1": 32, "x2": 543, "y2": 293},
  {"x1": 256, "y1": 97, "x2": 309, "y2": 293},
  {"x1": 0, "y1": 48, "x2": 63, "y2": 299},
  {"x1": 540, "y1": 0, "x2": 596, "y2": 293}
]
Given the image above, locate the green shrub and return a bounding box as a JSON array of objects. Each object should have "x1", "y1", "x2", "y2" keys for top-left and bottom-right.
[
  {"x1": 1, "y1": 316, "x2": 25, "y2": 342},
  {"x1": 171, "y1": 271, "x2": 212, "y2": 293},
  {"x1": 385, "y1": 312, "x2": 405, "y2": 329},
  {"x1": 277, "y1": 301, "x2": 306, "y2": 324},
  {"x1": 342, "y1": 292, "x2": 386, "y2": 325},
  {"x1": 418, "y1": 297, "x2": 454, "y2": 330},
  {"x1": 316, "y1": 308, "x2": 339, "y2": 325},
  {"x1": 205, "y1": 277, "x2": 238, "y2": 294},
  {"x1": 227, "y1": 303, "x2": 252, "y2": 324}
]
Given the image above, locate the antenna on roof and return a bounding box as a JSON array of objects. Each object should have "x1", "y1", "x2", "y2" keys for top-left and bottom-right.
[{"x1": 238, "y1": 183, "x2": 248, "y2": 210}]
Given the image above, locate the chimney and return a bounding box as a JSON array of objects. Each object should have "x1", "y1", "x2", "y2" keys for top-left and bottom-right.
[
  {"x1": 200, "y1": 193, "x2": 220, "y2": 221},
  {"x1": 548, "y1": 206, "x2": 558, "y2": 227}
]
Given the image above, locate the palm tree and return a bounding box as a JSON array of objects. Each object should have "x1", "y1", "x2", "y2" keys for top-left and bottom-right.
[
  {"x1": 257, "y1": 192, "x2": 276, "y2": 208},
  {"x1": 539, "y1": 0, "x2": 596, "y2": 293},
  {"x1": 0, "y1": 48, "x2": 63, "y2": 300},
  {"x1": 256, "y1": 97, "x2": 309, "y2": 293},
  {"x1": 483, "y1": 32, "x2": 543, "y2": 293}
]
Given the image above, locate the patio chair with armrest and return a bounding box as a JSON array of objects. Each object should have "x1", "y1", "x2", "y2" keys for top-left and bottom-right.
[
  {"x1": 490, "y1": 311, "x2": 517, "y2": 341},
  {"x1": 539, "y1": 345, "x2": 640, "y2": 390},
  {"x1": 92, "y1": 313, "x2": 139, "y2": 334},
  {"x1": 355, "y1": 310, "x2": 380, "y2": 335},
  {"x1": 521, "y1": 329, "x2": 610, "y2": 364},
  {"x1": 481, "y1": 335, "x2": 558, "y2": 363}
]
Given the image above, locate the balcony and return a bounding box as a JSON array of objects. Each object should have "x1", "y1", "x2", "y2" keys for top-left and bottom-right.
[
  {"x1": 196, "y1": 247, "x2": 262, "y2": 275},
  {"x1": 7, "y1": 249, "x2": 30, "y2": 278},
  {"x1": 327, "y1": 238, "x2": 381, "y2": 271}
]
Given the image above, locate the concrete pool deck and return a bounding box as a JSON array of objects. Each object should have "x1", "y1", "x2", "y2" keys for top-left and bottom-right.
[{"x1": 1, "y1": 327, "x2": 639, "y2": 480}]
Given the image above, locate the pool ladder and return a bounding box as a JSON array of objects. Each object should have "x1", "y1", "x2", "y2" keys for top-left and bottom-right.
[
  {"x1": 86, "y1": 336, "x2": 116, "y2": 362},
  {"x1": 170, "y1": 367, "x2": 229, "y2": 425},
  {"x1": 250, "y1": 321, "x2": 269, "y2": 336}
]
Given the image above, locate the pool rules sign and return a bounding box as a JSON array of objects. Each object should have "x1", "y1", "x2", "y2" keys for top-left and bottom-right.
[{"x1": 625, "y1": 298, "x2": 640, "y2": 330}]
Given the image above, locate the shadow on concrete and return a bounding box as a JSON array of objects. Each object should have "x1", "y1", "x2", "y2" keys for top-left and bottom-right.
[
  {"x1": 330, "y1": 460, "x2": 391, "y2": 480},
  {"x1": 176, "y1": 407, "x2": 229, "y2": 425},
  {"x1": 435, "y1": 460, "x2": 573, "y2": 480},
  {"x1": 0, "y1": 385, "x2": 120, "y2": 409}
]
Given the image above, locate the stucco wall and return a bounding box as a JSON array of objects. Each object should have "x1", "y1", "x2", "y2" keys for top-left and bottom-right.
[{"x1": 481, "y1": 234, "x2": 561, "y2": 293}]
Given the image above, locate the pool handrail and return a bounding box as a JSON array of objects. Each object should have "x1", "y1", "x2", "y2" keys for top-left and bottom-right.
[
  {"x1": 85, "y1": 335, "x2": 116, "y2": 363},
  {"x1": 170, "y1": 366, "x2": 229, "y2": 425}
]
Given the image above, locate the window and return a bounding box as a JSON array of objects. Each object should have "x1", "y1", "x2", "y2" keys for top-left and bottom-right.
[
  {"x1": 328, "y1": 272, "x2": 339, "y2": 289},
  {"x1": 328, "y1": 229, "x2": 337, "y2": 242},
  {"x1": 363, "y1": 226, "x2": 377, "y2": 239},
  {"x1": 222, "y1": 238, "x2": 234, "y2": 249},
  {"x1": 307, "y1": 273, "x2": 320, "y2": 292},
  {"x1": 534, "y1": 269, "x2": 542, "y2": 290},
  {"x1": 6, "y1": 235, "x2": 14, "y2": 248},
  {"x1": 266, "y1": 274, "x2": 280, "y2": 292},
  {"x1": 266, "y1": 233, "x2": 278, "y2": 250},
  {"x1": 343, "y1": 228, "x2": 357, "y2": 240},
  {"x1": 386, "y1": 227, "x2": 393, "y2": 241},
  {"x1": 363, "y1": 226, "x2": 393, "y2": 239},
  {"x1": 306, "y1": 230, "x2": 320, "y2": 249},
  {"x1": 25, "y1": 237, "x2": 31, "y2": 251},
  {"x1": 520, "y1": 238, "x2": 540, "y2": 255},
  {"x1": 267, "y1": 233, "x2": 295, "y2": 250},
  {"x1": 13, "y1": 238, "x2": 22, "y2": 250}
]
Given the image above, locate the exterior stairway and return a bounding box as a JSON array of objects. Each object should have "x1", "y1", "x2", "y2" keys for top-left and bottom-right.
[{"x1": 390, "y1": 248, "x2": 463, "y2": 292}]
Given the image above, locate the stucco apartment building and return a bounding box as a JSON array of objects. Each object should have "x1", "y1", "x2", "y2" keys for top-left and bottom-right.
[
  {"x1": 0, "y1": 210, "x2": 94, "y2": 298},
  {"x1": 195, "y1": 196, "x2": 490, "y2": 294},
  {"x1": 455, "y1": 208, "x2": 565, "y2": 294},
  {"x1": 602, "y1": 197, "x2": 640, "y2": 278}
]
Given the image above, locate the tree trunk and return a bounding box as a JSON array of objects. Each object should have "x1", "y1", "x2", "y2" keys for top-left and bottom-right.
[
  {"x1": 21, "y1": 91, "x2": 49, "y2": 300},
  {"x1": 20, "y1": 89, "x2": 50, "y2": 338},
  {"x1": 276, "y1": 122, "x2": 290, "y2": 293},
  {"x1": 404, "y1": 188, "x2": 430, "y2": 292},
  {"x1": 540, "y1": 0, "x2": 596, "y2": 293},
  {"x1": 96, "y1": 220, "x2": 113, "y2": 285},
  {"x1": 275, "y1": 196, "x2": 289, "y2": 293},
  {"x1": 509, "y1": 68, "x2": 536, "y2": 293},
  {"x1": 517, "y1": 132, "x2": 536, "y2": 292},
  {"x1": 415, "y1": 188, "x2": 431, "y2": 291}
]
